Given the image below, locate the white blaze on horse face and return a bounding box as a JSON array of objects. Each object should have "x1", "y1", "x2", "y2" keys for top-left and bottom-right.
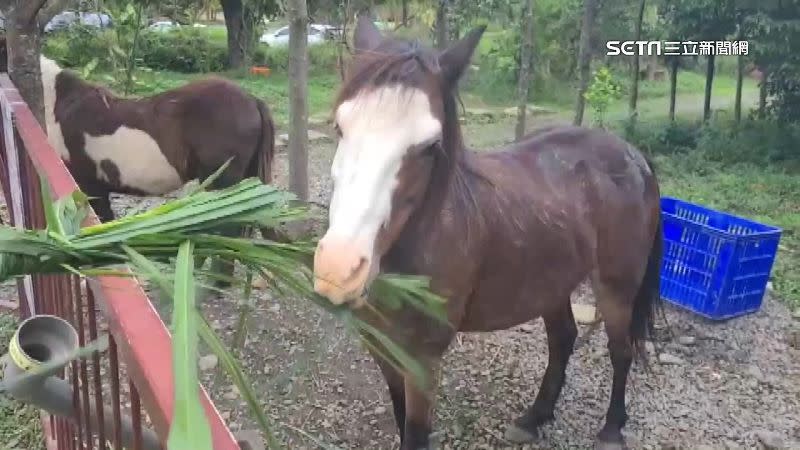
[
  {"x1": 313, "y1": 85, "x2": 442, "y2": 304},
  {"x1": 329, "y1": 85, "x2": 441, "y2": 251}
]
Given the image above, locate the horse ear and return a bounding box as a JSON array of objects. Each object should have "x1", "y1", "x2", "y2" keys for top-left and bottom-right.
[
  {"x1": 438, "y1": 25, "x2": 486, "y2": 86},
  {"x1": 353, "y1": 14, "x2": 383, "y2": 53}
]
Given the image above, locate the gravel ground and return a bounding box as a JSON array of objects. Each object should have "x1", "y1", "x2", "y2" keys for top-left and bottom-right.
[{"x1": 23, "y1": 119, "x2": 800, "y2": 449}]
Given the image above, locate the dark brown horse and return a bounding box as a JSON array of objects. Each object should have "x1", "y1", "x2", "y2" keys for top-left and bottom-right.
[
  {"x1": 39, "y1": 56, "x2": 276, "y2": 223},
  {"x1": 312, "y1": 17, "x2": 663, "y2": 450}
]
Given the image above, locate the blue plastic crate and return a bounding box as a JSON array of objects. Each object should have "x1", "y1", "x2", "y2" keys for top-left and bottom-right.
[{"x1": 659, "y1": 197, "x2": 782, "y2": 320}]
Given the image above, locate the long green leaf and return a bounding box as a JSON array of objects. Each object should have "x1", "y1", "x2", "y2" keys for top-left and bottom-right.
[
  {"x1": 191, "y1": 158, "x2": 234, "y2": 194},
  {"x1": 125, "y1": 245, "x2": 282, "y2": 449},
  {"x1": 73, "y1": 182, "x2": 296, "y2": 249},
  {"x1": 39, "y1": 177, "x2": 63, "y2": 237},
  {"x1": 58, "y1": 190, "x2": 90, "y2": 237},
  {"x1": 166, "y1": 240, "x2": 213, "y2": 450}
]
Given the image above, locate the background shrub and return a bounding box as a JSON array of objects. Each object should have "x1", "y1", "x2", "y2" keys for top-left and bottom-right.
[
  {"x1": 138, "y1": 28, "x2": 230, "y2": 73},
  {"x1": 43, "y1": 26, "x2": 111, "y2": 69},
  {"x1": 43, "y1": 27, "x2": 340, "y2": 76},
  {"x1": 619, "y1": 117, "x2": 800, "y2": 168}
]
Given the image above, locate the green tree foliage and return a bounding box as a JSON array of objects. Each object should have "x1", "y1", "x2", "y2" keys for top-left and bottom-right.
[
  {"x1": 584, "y1": 65, "x2": 623, "y2": 128},
  {"x1": 740, "y1": 0, "x2": 800, "y2": 123}
]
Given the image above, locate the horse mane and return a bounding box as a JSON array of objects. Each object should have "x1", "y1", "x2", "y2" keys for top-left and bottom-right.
[
  {"x1": 334, "y1": 37, "x2": 489, "y2": 240},
  {"x1": 57, "y1": 68, "x2": 116, "y2": 102}
]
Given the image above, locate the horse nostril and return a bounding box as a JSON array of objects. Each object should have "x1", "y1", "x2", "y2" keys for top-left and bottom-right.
[{"x1": 350, "y1": 256, "x2": 367, "y2": 278}]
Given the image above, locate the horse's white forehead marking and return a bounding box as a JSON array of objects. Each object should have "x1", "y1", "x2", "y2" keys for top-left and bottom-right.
[{"x1": 325, "y1": 85, "x2": 442, "y2": 254}]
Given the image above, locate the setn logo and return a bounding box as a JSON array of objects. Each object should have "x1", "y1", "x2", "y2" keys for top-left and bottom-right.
[{"x1": 606, "y1": 40, "x2": 662, "y2": 56}]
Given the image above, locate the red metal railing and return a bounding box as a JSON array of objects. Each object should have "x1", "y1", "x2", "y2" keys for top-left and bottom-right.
[{"x1": 0, "y1": 75, "x2": 241, "y2": 449}]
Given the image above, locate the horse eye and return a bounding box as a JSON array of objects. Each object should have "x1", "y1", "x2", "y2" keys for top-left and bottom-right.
[{"x1": 422, "y1": 141, "x2": 440, "y2": 156}]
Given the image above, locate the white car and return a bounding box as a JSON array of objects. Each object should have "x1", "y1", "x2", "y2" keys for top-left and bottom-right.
[
  {"x1": 259, "y1": 25, "x2": 326, "y2": 47},
  {"x1": 148, "y1": 20, "x2": 179, "y2": 32}
]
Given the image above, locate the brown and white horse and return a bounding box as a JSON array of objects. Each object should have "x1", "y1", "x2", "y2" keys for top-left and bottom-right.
[
  {"x1": 39, "y1": 55, "x2": 276, "y2": 223},
  {"x1": 312, "y1": 18, "x2": 664, "y2": 450},
  {"x1": 38, "y1": 56, "x2": 278, "y2": 284}
]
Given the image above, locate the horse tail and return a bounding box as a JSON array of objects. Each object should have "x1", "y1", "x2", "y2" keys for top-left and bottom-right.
[
  {"x1": 252, "y1": 97, "x2": 276, "y2": 186},
  {"x1": 251, "y1": 96, "x2": 290, "y2": 243},
  {"x1": 630, "y1": 167, "x2": 664, "y2": 362}
]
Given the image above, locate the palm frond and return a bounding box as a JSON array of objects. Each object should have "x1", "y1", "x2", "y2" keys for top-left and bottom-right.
[{"x1": 0, "y1": 174, "x2": 452, "y2": 447}]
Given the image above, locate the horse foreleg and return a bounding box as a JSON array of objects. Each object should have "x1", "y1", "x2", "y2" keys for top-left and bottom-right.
[
  {"x1": 88, "y1": 192, "x2": 115, "y2": 223},
  {"x1": 367, "y1": 346, "x2": 407, "y2": 440},
  {"x1": 208, "y1": 224, "x2": 241, "y2": 289},
  {"x1": 401, "y1": 362, "x2": 441, "y2": 450},
  {"x1": 505, "y1": 299, "x2": 577, "y2": 443}
]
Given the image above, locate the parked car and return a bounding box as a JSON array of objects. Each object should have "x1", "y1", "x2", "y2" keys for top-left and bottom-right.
[
  {"x1": 313, "y1": 23, "x2": 343, "y2": 40},
  {"x1": 79, "y1": 12, "x2": 113, "y2": 29},
  {"x1": 44, "y1": 10, "x2": 113, "y2": 33},
  {"x1": 44, "y1": 11, "x2": 79, "y2": 33},
  {"x1": 148, "y1": 20, "x2": 180, "y2": 32},
  {"x1": 259, "y1": 24, "x2": 326, "y2": 47}
]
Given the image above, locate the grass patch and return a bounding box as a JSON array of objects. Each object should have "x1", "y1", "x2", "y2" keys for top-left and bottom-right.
[
  {"x1": 0, "y1": 312, "x2": 45, "y2": 450},
  {"x1": 636, "y1": 67, "x2": 752, "y2": 101},
  {"x1": 202, "y1": 24, "x2": 228, "y2": 44},
  {"x1": 655, "y1": 153, "x2": 800, "y2": 308}
]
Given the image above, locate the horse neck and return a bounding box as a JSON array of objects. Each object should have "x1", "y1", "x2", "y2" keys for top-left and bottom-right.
[{"x1": 393, "y1": 117, "x2": 483, "y2": 260}]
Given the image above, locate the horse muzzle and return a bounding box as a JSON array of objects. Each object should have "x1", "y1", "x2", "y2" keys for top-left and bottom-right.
[{"x1": 313, "y1": 236, "x2": 374, "y2": 307}]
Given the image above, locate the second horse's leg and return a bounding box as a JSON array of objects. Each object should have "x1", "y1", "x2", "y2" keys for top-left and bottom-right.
[
  {"x1": 207, "y1": 164, "x2": 248, "y2": 289},
  {"x1": 208, "y1": 224, "x2": 242, "y2": 289},
  {"x1": 88, "y1": 191, "x2": 115, "y2": 223}
]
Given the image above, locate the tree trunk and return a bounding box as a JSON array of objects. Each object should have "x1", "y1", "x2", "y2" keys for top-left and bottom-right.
[
  {"x1": 573, "y1": 0, "x2": 598, "y2": 126},
  {"x1": 628, "y1": 0, "x2": 646, "y2": 121},
  {"x1": 337, "y1": 0, "x2": 351, "y2": 81},
  {"x1": 758, "y1": 67, "x2": 768, "y2": 118},
  {"x1": 735, "y1": 52, "x2": 744, "y2": 123},
  {"x1": 436, "y1": 0, "x2": 448, "y2": 50},
  {"x1": 221, "y1": 0, "x2": 247, "y2": 69},
  {"x1": 646, "y1": 55, "x2": 656, "y2": 80},
  {"x1": 402, "y1": 0, "x2": 408, "y2": 26},
  {"x1": 5, "y1": 18, "x2": 46, "y2": 127},
  {"x1": 703, "y1": 53, "x2": 715, "y2": 122},
  {"x1": 734, "y1": 18, "x2": 744, "y2": 123},
  {"x1": 515, "y1": 0, "x2": 535, "y2": 141},
  {"x1": 669, "y1": 57, "x2": 678, "y2": 121},
  {"x1": 287, "y1": 0, "x2": 309, "y2": 201}
]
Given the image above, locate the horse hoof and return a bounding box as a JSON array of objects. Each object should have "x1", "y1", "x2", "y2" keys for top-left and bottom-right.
[
  {"x1": 251, "y1": 276, "x2": 269, "y2": 289},
  {"x1": 595, "y1": 439, "x2": 627, "y2": 450},
  {"x1": 504, "y1": 423, "x2": 538, "y2": 443}
]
